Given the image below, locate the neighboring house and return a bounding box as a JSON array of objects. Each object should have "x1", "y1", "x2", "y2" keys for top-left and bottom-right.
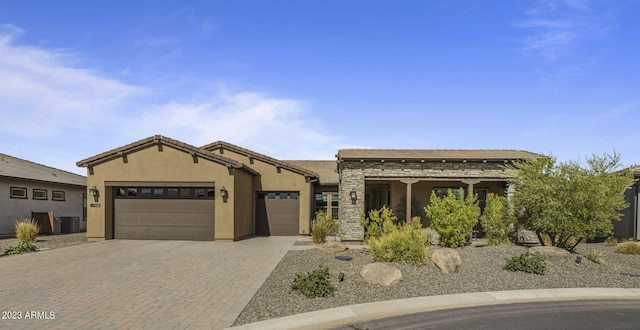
[
  {"x1": 0, "y1": 153, "x2": 87, "y2": 237},
  {"x1": 614, "y1": 165, "x2": 640, "y2": 240},
  {"x1": 76, "y1": 135, "x2": 542, "y2": 242}
]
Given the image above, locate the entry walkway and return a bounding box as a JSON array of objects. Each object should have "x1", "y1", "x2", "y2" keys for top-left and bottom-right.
[{"x1": 0, "y1": 237, "x2": 297, "y2": 329}]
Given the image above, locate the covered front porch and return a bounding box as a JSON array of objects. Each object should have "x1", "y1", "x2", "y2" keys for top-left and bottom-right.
[
  {"x1": 364, "y1": 178, "x2": 508, "y2": 228},
  {"x1": 336, "y1": 148, "x2": 541, "y2": 241}
]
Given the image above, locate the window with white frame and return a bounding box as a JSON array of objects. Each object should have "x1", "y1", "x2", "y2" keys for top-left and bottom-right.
[
  {"x1": 52, "y1": 190, "x2": 65, "y2": 201},
  {"x1": 33, "y1": 189, "x2": 48, "y2": 200},
  {"x1": 10, "y1": 187, "x2": 27, "y2": 199}
]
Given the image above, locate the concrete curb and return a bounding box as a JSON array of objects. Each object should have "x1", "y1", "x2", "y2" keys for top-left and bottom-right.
[{"x1": 228, "y1": 288, "x2": 640, "y2": 330}]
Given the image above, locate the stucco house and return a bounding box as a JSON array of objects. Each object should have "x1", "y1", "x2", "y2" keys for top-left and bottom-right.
[
  {"x1": 77, "y1": 135, "x2": 544, "y2": 242},
  {"x1": 614, "y1": 165, "x2": 640, "y2": 240},
  {"x1": 1, "y1": 153, "x2": 87, "y2": 237}
]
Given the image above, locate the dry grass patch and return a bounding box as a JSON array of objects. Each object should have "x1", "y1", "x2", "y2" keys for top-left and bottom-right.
[
  {"x1": 615, "y1": 241, "x2": 640, "y2": 255},
  {"x1": 14, "y1": 219, "x2": 40, "y2": 241}
]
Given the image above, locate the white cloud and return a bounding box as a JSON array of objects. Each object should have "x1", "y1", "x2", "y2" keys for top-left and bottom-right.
[
  {"x1": 515, "y1": 0, "x2": 614, "y2": 60},
  {"x1": 0, "y1": 25, "x2": 342, "y2": 174},
  {"x1": 128, "y1": 90, "x2": 340, "y2": 160},
  {"x1": 0, "y1": 24, "x2": 145, "y2": 137}
]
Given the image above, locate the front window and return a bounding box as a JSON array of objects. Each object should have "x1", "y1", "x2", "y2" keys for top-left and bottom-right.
[
  {"x1": 434, "y1": 188, "x2": 464, "y2": 199},
  {"x1": 315, "y1": 192, "x2": 339, "y2": 219},
  {"x1": 331, "y1": 194, "x2": 339, "y2": 219}
]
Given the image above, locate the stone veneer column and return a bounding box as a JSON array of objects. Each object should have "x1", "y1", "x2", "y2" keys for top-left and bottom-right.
[{"x1": 338, "y1": 166, "x2": 365, "y2": 241}]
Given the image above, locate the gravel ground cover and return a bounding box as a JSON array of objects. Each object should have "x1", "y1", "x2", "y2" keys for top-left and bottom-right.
[
  {"x1": 233, "y1": 242, "x2": 640, "y2": 326},
  {"x1": 0, "y1": 232, "x2": 91, "y2": 254}
]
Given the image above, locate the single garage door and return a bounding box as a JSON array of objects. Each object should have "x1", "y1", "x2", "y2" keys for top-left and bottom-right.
[
  {"x1": 113, "y1": 186, "x2": 215, "y2": 240},
  {"x1": 255, "y1": 192, "x2": 299, "y2": 236}
]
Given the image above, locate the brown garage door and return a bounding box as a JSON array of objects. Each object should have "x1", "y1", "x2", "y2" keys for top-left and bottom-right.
[
  {"x1": 113, "y1": 186, "x2": 215, "y2": 241},
  {"x1": 255, "y1": 192, "x2": 299, "y2": 236}
]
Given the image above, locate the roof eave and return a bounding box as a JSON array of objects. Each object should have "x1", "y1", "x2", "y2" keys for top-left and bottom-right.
[
  {"x1": 76, "y1": 136, "x2": 259, "y2": 176},
  {"x1": 202, "y1": 141, "x2": 318, "y2": 178}
]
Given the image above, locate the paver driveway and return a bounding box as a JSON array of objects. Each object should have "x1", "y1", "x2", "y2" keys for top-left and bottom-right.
[{"x1": 0, "y1": 237, "x2": 297, "y2": 329}]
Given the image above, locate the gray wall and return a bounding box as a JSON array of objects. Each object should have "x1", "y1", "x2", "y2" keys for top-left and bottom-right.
[
  {"x1": 0, "y1": 178, "x2": 86, "y2": 236},
  {"x1": 615, "y1": 182, "x2": 639, "y2": 240}
]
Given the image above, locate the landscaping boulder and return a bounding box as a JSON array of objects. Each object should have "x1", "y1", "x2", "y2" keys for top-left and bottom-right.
[
  {"x1": 318, "y1": 241, "x2": 348, "y2": 253},
  {"x1": 360, "y1": 263, "x2": 402, "y2": 286},
  {"x1": 527, "y1": 246, "x2": 572, "y2": 266},
  {"x1": 517, "y1": 229, "x2": 540, "y2": 245},
  {"x1": 431, "y1": 248, "x2": 461, "y2": 274}
]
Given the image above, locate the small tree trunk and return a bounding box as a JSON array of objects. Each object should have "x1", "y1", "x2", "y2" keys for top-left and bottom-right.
[
  {"x1": 536, "y1": 232, "x2": 546, "y2": 246},
  {"x1": 569, "y1": 237, "x2": 583, "y2": 252}
]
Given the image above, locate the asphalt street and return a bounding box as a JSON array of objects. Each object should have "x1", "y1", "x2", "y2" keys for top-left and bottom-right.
[{"x1": 333, "y1": 300, "x2": 640, "y2": 330}]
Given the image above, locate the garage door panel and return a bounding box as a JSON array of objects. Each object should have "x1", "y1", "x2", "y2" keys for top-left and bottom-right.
[
  {"x1": 114, "y1": 199, "x2": 214, "y2": 241},
  {"x1": 255, "y1": 192, "x2": 299, "y2": 236}
]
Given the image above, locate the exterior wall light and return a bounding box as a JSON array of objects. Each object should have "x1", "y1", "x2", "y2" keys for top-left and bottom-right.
[
  {"x1": 89, "y1": 185, "x2": 99, "y2": 202},
  {"x1": 350, "y1": 190, "x2": 357, "y2": 200},
  {"x1": 220, "y1": 187, "x2": 229, "y2": 198}
]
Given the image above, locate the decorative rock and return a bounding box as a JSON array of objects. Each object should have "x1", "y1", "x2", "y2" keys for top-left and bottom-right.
[
  {"x1": 317, "y1": 241, "x2": 348, "y2": 253},
  {"x1": 360, "y1": 263, "x2": 402, "y2": 286},
  {"x1": 431, "y1": 248, "x2": 462, "y2": 274},
  {"x1": 517, "y1": 229, "x2": 540, "y2": 245},
  {"x1": 527, "y1": 246, "x2": 572, "y2": 266}
]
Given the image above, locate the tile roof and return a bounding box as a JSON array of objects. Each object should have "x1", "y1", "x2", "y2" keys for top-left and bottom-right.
[
  {"x1": 201, "y1": 141, "x2": 319, "y2": 179},
  {"x1": 76, "y1": 135, "x2": 259, "y2": 175},
  {"x1": 337, "y1": 149, "x2": 543, "y2": 161},
  {"x1": 286, "y1": 160, "x2": 338, "y2": 185},
  {"x1": 629, "y1": 165, "x2": 640, "y2": 177},
  {"x1": 0, "y1": 153, "x2": 86, "y2": 186}
]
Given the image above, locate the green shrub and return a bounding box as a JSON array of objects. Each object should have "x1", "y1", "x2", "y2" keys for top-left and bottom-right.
[
  {"x1": 604, "y1": 236, "x2": 619, "y2": 246},
  {"x1": 505, "y1": 153, "x2": 635, "y2": 252},
  {"x1": 360, "y1": 206, "x2": 397, "y2": 243},
  {"x1": 4, "y1": 238, "x2": 38, "y2": 255},
  {"x1": 582, "y1": 249, "x2": 606, "y2": 264},
  {"x1": 479, "y1": 194, "x2": 512, "y2": 245},
  {"x1": 615, "y1": 241, "x2": 640, "y2": 255},
  {"x1": 290, "y1": 265, "x2": 336, "y2": 298},
  {"x1": 368, "y1": 217, "x2": 428, "y2": 265},
  {"x1": 425, "y1": 189, "x2": 480, "y2": 248},
  {"x1": 504, "y1": 253, "x2": 546, "y2": 275},
  {"x1": 311, "y1": 211, "x2": 338, "y2": 243},
  {"x1": 15, "y1": 219, "x2": 40, "y2": 241},
  {"x1": 424, "y1": 227, "x2": 440, "y2": 246}
]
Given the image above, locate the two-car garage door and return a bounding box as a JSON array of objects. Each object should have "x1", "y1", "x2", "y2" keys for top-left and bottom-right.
[{"x1": 113, "y1": 186, "x2": 215, "y2": 241}]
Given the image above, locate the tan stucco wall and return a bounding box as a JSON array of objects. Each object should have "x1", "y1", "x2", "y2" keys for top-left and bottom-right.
[
  {"x1": 213, "y1": 149, "x2": 313, "y2": 235},
  {"x1": 84, "y1": 145, "x2": 238, "y2": 241},
  {"x1": 0, "y1": 178, "x2": 85, "y2": 236},
  {"x1": 233, "y1": 169, "x2": 254, "y2": 239}
]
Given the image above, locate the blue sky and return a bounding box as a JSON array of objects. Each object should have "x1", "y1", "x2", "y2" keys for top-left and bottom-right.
[{"x1": 1, "y1": 0, "x2": 638, "y2": 175}]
